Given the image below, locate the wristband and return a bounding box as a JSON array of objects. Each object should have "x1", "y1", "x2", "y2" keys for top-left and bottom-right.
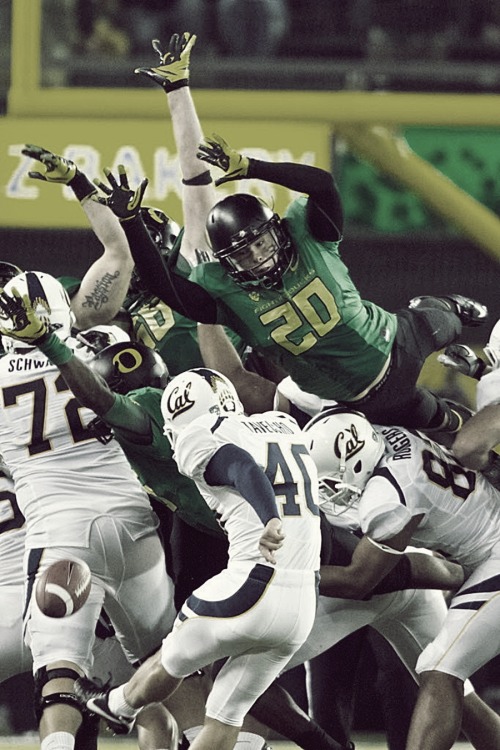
[
  {"x1": 165, "y1": 78, "x2": 189, "y2": 92},
  {"x1": 37, "y1": 333, "x2": 74, "y2": 366},
  {"x1": 69, "y1": 170, "x2": 97, "y2": 202},
  {"x1": 182, "y1": 170, "x2": 212, "y2": 186}
]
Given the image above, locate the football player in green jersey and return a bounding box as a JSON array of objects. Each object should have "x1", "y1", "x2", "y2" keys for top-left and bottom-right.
[
  {"x1": 21, "y1": 32, "x2": 244, "y2": 376},
  {"x1": 113, "y1": 33, "x2": 488, "y2": 437}
]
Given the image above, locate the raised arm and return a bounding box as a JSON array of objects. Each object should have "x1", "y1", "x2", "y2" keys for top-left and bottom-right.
[
  {"x1": 135, "y1": 33, "x2": 216, "y2": 265},
  {"x1": 22, "y1": 145, "x2": 134, "y2": 329},
  {"x1": 198, "y1": 133, "x2": 344, "y2": 240},
  {"x1": 0, "y1": 287, "x2": 152, "y2": 440},
  {"x1": 95, "y1": 165, "x2": 218, "y2": 322},
  {"x1": 70, "y1": 197, "x2": 134, "y2": 329}
]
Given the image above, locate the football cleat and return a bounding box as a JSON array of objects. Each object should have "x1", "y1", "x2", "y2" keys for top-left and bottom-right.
[
  {"x1": 408, "y1": 295, "x2": 488, "y2": 327},
  {"x1": 74, "y1": 677, "x2": 135, "y2": 735}
]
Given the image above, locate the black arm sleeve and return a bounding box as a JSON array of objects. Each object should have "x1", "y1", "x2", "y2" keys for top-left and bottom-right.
[
  {"x1": 122, "y1": 215, "x2": 218, "y2": 323},
  {"x1": 248, "y1": 159, "x2": 344, "y2": 241},
  {"x1": 204, "y1": 443, "x2": 280, "y2": 525}
]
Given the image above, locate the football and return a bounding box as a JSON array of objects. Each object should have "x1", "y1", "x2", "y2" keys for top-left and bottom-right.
[{"x1": 35, "y1": 559, "x2": 92, "y2": 618}]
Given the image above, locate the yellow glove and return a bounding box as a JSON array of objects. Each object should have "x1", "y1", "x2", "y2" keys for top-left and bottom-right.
[
  {"x1": 0, "y1": 287, "x2": 48, "y2": 343},
  {"x1": 22, "y1": 144, "x2": 77, "y2": 184},
  {"x1": 135, "y1": 32, "x2": 196, "y2": 92},
  {"x1": 197, "y1": 134, "x2": 250, "y2": 186}
]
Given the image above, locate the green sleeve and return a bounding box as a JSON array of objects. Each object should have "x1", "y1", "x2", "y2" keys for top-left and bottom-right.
[{"x1": 103, "y1": 393, "x2": 153, "y2": 442}]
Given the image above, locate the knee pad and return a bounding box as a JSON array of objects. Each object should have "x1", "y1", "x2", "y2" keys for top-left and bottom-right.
[{"x1": 34, "y1": 666, "x2": 84, "y2": 724}]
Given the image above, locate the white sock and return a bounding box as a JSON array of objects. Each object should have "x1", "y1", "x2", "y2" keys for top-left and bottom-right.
[
  {"x1": 41, "y1": 732, "x2": 74, "y2": 750},
  {"x1": 108, "y1": 684, "x2": 139, "y2": 718},
  {"x1": 183, "y1": 725, "x2": 204, "y2": 744},
  {"x1": 234, "y1": 732, "x2": 267, "y2": 750}
]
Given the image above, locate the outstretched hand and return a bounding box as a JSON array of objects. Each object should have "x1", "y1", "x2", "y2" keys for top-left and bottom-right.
[
  {"x1": 135, "y1": 32, "x2": 196, "y2": 92},
  {"x1": 22, "y1": 144, "x2": 77, "y2": 185},
  {"x1": 259, "y1": 517, "x2": 285, "y2": 564},
  {"x1": 0, "y1": 287, "x2": 48, "y2": 343},
  {"x1": 93, "y1": 165, "x2": 148, "y2": 222},
  {"x1": 197, "y1": 133, "x2": 250, "y2": 186}
]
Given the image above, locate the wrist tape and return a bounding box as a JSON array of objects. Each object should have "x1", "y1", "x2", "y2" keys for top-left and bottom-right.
[
  {"x1": 182, "y1": 170, "x2": 212, "y2": 186},
  {"x1": 69, "y1": 171, "x2": 97, "y2": 201}
]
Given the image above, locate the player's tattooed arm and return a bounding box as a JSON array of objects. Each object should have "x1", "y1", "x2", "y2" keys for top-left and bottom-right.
[{"x1": 71, "y1": 193, "x2": 134, "y2": 329}]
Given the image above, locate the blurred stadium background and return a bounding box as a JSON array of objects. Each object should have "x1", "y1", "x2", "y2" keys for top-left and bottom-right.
[{"x1": 1, "y1": 0, "x2": 500, "y2": 746}]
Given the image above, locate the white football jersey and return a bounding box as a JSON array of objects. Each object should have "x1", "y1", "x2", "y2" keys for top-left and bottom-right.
[
  {"x1": 0, "y1": 346, "x2": 155, "y2": 549},
  {"x1": 173, "y1": 411, "x2": 321, "y2": 571},
  {"x1": 357, "y1": 425, "x2": 500, "y2": 571},
  {"x1": 0, "y1": 469, "x2": 25, "y2": 586}
]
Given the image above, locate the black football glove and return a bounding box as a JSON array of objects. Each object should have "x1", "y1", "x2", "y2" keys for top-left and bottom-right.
[
  {"x1": 93, "y1": 165, "x2": 148, "y2": 222},
  {"x1": 135, "y1": 32, "x2": 196, "y2": 92},
  {"x1": 437, "y1": 344, "x2": 487, "y2": 380}
]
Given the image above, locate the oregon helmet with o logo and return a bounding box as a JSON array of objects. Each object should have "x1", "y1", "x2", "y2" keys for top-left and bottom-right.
[
  {"x1": 89, "y1": 341, "x2": 170, "y2": 395},
  {"x1": 206, "y1": 193, "x2": 293, "y2": 289}
]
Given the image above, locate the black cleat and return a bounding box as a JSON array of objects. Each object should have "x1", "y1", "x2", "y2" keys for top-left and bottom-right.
[
  {"x1": 408, "y1": 295, "x2": 488, "y2": 327},
  {"x1": 74, "y1": 677, "x2": 135, "y2": 736},
  {"x1": 444, "y1": 294, "x2": 488, "y2": 327}
]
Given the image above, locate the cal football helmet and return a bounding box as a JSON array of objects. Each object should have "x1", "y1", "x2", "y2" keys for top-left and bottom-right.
[
  {"x1": 0, "y1": 262, "x2": 22, "y2": 290},
  {"x1": 304, "y1": 407, "x2": 385, "y2": 515},
  {"x1": 161, "y1": 367, "x2": 244, "y2": 444},
  {"x1": 484, "y1": 318, "x2": 500, "y2": 369},
  {"x1": 128, "y1": 207, "x2": 181, "y2": 297},
  {"x1": 206, "y1": 194, "x2": 293, "y2": 289},
  {"x1": 0, "y1": 271, "x2": 74, "y2": 352},
  {"x1": 89, "y1": 341, "x2": 170, "y2": 395}
]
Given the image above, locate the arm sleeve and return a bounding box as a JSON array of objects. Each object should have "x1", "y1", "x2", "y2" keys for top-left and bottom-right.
[
  {"x1": 122, "y1": 215, "x2": 218, "y2": 323},
  {"x1": 102, "y1": 393, "x2": 154, "y2": 444},
  {"x1": 248, "y1": 159, "x2": 343, "y2": 241},
  {"x1": 204, "y1": 443, "x2": 280, "y2": 525}
]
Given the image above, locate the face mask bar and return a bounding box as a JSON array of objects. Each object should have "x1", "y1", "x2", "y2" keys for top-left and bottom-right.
[{"x1": 318, "y1": 477, "x2": 363, "y2": 516}]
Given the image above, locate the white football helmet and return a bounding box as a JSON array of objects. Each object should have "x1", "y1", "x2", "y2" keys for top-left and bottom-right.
[
  {"x1": 304, "y1": 407, "x2": 385, "y2": 515},
  {"x1": 484, "y1": 318, "x2": 500, "y2": 369},
  {"x1": 161, "y1": 367, "x2": 244, "y2": 444},
  {"x1": 0, "y1": 271, "x2": 75, "y2": 352}
]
